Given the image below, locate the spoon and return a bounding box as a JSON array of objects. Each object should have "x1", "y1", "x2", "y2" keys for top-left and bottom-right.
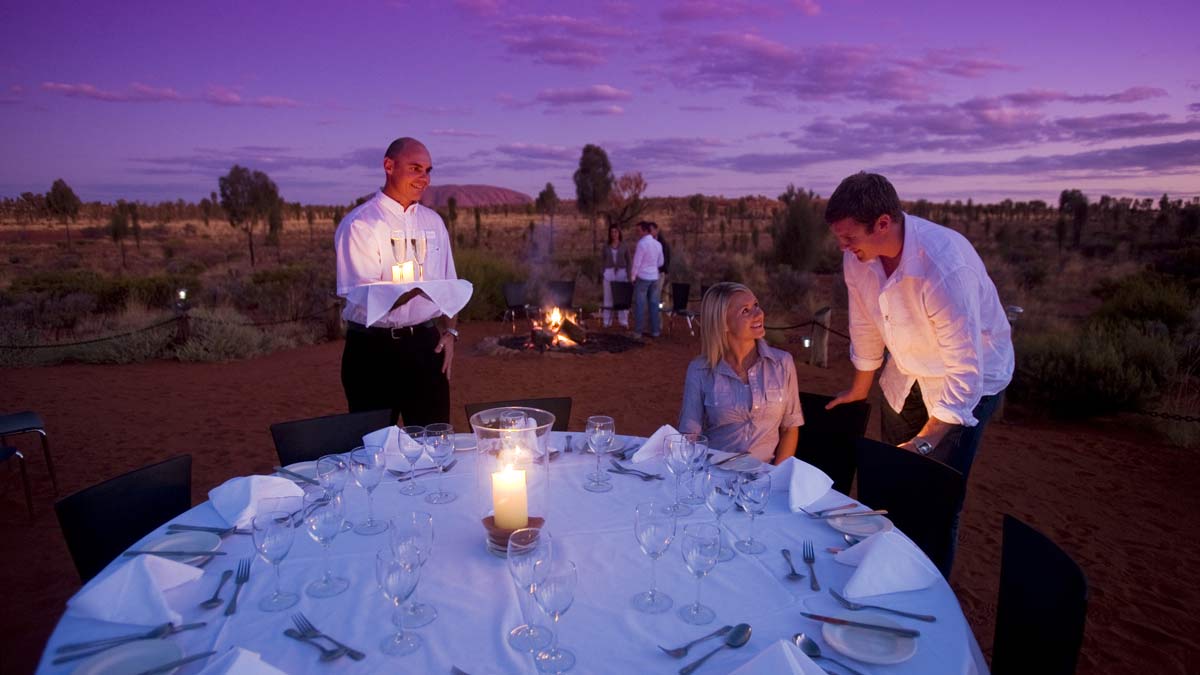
[
  {"x1": 283, "y1": 628, "x2": 348, "y2": 661},
  {"x1": 199, "y1": 569, "x2": 233, "y2": 609},
  {"x1": 792, "y1": 633, "x2": 866, "y2": 675},
  {"x1": 843, "y1": 534, "x2": 863, "y2": 547},
  {"x1": 658, "y1": 624, "x2": 733, "y2": 658},
  {"x1": 780, "y1": 549, "x2": 806, "y2": 582},
  {"x1": 679, "y1": 623, "x2": 751, "y2": 674}
]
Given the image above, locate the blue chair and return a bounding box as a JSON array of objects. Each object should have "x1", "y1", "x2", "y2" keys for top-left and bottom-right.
[{"x1": 0, "y1": 411, "x2": 58, "y2": 496}]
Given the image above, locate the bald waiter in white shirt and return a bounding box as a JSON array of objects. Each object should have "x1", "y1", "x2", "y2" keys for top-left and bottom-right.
[{"x1": 334, "y1": 137, "x2": 459, "y2": 426}]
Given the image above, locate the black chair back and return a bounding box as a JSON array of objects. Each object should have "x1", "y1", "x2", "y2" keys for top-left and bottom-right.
[
  {"x1": 55, "y1": 455, "x2": 192, "y2": 582},
  {"x1": 503, "y1": 282, "x2": 527, "y2": 310},
  {"x1": 610, "y1": 281, "x2": 634, "y2": 311},
  {"x1": 465, "y1": 397, "x2": 572, "y2": 432},
  {"x1": 796, "y1": 392, "x2": 870, "y2": 494},
  {"x1": 992, "y1": 515, "x2": 1088, "y2": 675},
  {"x1": 670, "y1": 283, "x2": 691, "y2": 312},
  {"x1": 855, "y1": 438, "x2": 965, "y2": 577},
  {"x1": 270, "y1": 409, "x2": 393, "y2": 466},
  {"x1": 543, "y1": 281, "x2": 575, "y2": 308}
]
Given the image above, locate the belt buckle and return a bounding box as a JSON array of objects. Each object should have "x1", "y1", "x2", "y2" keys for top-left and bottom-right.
[{"x1": 390, "y1": 326, "x2": 406, "y2": 339}]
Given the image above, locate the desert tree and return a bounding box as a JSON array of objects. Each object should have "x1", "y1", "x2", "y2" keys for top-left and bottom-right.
[
  {"x1": 109, "y1": 200, "x2": 130, "y2": 268},
  {"x1": 199, "y1": 197, "x2": 214, "y2": 227},
  {"x1": 604, "y1": 172, "x2": 647, "y2": 231},
  {"x1": 446, "y1": 196, "x2": 459, "y2": 240},
  {"x1": 45, "y1": 178, "x2": 81, "y2": 248},
  {"x1": 536, "y1": 183, "x2": 559, "y2": 253},
  {"x1": 219, "y1": 164, "x2": 281, "y2": 267},
  {"x1": 687, "y1": 193, "x2": 705, "y2": 247},
  {"x1": 1059, "y1": 189, "x2": 1089, "y2": 248},
  {"x1": 773, "y1": 184, "x2": 824, "y2": 272},
  {"x1": 573, "y1": 144, "x2": 613, "y2": 253},
  {"x1": 305, "y1": 205, "x2": 316, "y2": 242},
  {"x1": 128, "y1": 201, "x2": 142, "y2": 251}
]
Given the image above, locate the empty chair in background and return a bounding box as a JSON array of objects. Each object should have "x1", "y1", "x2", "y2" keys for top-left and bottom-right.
[
  {"x1": 0, "y1": 410, "x2": 59, "y2": 496},
  {"x1": 270, "y1": 409, "x2": 393, "y2": 466},
  {"x1": 502, "y1": 282, "x2": 531, "y2": 333},
  {"x1": 663, "y1": 282, "x2": 699, "y2": 336}
]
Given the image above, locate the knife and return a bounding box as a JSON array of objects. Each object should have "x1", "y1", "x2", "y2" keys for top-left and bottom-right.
[
  {"x1": 133, "y1": 650, "x2": 217, "y2": 675},
  {"x1": 808, "y1": 509, "x2": 889, "y2": 520},
  {"x1": 712, "y1": 452, "x2": 752, "y2": 466},
  {"x1": 122, "y1": 550, "x2": 226, "y2": 557},
  {"x1": 273, "y1": 466, "x2": 320, "y2": 485},
  {"x1": 800, "y1": 612, "x2": 921, "y2": 638},
  {"x1": 166, "y1": 524, "x2": 249, "y2": 536}
]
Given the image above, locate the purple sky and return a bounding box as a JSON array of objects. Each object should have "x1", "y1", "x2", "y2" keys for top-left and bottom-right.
[{"x1": 2, "y1": 0, "x2": 1198, "y2": 205}]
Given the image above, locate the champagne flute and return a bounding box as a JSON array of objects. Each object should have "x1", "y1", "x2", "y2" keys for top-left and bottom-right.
[
  {"x1": 734, "y1": 472, "x2": 772, "y2": 554},
  {"x1": 507, "y1": 527, "x2": 554, "y2": 652},
  {"x1": 663, "y1": 436, "x2": 694, "y2": 516},
  {"x1": 252, "y1": 510, "x2": 298, "y2": 611},
  {"x1": 397, "y1": 425, "x2": 427, "y2": 496},
  {"x1": 632, "y1": 501, "x2": 675, "y2": 613},
  {"x1": 424, "y1": 423, "x2": 457, "y2": 504},
  {"x1": 680, "y1": 434, "x2": 708, "y2": 506},
  {"x1": 583, "y1": 415, "x2": 615, "y2": 493},
  {"x1": 390, "y1": 228, "x2": 409, "y2": 265},
  {"x1": 534, "y1": 560, "x2": 578, "y2": 674},
  {"x1": 390, "y1": 511, "x2": 437, "y2": 627},
  {"x1": 703, "y1": 469, "x2": 737, "y2": 562},
  {"x1": 375, "y1": 548, "x2": 423, "y2": 656},
  {"x1": 316, "y1": 454, "x2": 353, "y2": 531},
  {"x1": 350, "y1": 445, "x2": 388, "y2": 535},
  {"x1": 411, "y1": 231, "x2": 428, "y2": 280},
  {"x1": 304, "y1": 491, "x2": 349, "y2": 598},
  {"x1": 678, "y1": 523, "x2": 720, "y2": 625}
]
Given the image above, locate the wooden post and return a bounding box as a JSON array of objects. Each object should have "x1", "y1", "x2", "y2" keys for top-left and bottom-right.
[{"x1": 810, "y1": 306, "x2": 831, "y2": 368}]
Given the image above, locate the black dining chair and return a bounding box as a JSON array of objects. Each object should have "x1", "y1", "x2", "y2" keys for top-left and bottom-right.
[
  {"x1": 464, "y1": 397, "x2": 572, "y2": 432},
  {"x1": 543, "y1": 280, "x2": 575, "y2": 309},
  {"x1": 54, "y1": 455, "x2": 193, "y2": 582},
  {"x1": 1, "y1": 444, "x2": 35, "y2": 520},
  {"x1": 664, "y1": 282, "x2": 698, "y2": 336},
  {"x1": 795, "y1": 392, "x2": 871, "y2": 494},
  {"x1": 270, "y1": 409, "x2": 394, "y2": 466},
  {"x1": 502, "y1": 282, "x2": 531, "y2": 333},
  {"x1": 991, "y1": 514, "x2": 1089, "y2": 675},
  {"x1": 1, "y1": 410, "x2": 59, "y2": 495},
  {"x1": 601, "y1": 281, "x2": 634, "y2": 318},
  {"x1": 855, "y1": 438, "x2": 965, "y2": 578}
]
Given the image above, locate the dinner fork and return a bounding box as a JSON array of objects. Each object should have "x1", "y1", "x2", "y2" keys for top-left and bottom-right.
[
  {"x1": 829, "y1": 589, "x2": 938, "y2": 622},
  {"x1": 802, "y1": 540, "x2": 820, "y2": 591},
  {"x1": 224, "y1": 558, "x2": 251, "y2": 616},
  {"x1": 293, "y1": 613, "x2": 366, "y2": 660},
  {"x1": 609, "y1": 459, "x2": 663, "y2": 480},
  {"x1": 657, "y1": 624, "x2": 733, "y2": 658},
  {"x1": 283, "y1": 628, "x2": 347, "y2": 661}
]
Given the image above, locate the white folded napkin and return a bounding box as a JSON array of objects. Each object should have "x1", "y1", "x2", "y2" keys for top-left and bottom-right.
[
  {"x1": 631, "y1": 424, "x2": 680, "y2": 462},
  {"x1": 67, "y1": 555, "x2": 202, "y2": 626},
  {"x1": 364, "y1": 425, "x2": 420, "y2": 470},
  {"x1": 768, "y1": 457, "x2": 834, "y2": 512},
  {"x1": 836, "y1": 530, "x2": 941, "y2": 598},
  {"x1": 197, "y1": 647, "x2": 288, "y2": 675},
  {"x1": 729, "y1": 638, "x2": 825, "y2": 675},
  {"x1": 347, "y1": 279, "x2": 474, "y2": 327},
  {"x1": 209, "y1": 475, "x2": 304, "y2": 528}
]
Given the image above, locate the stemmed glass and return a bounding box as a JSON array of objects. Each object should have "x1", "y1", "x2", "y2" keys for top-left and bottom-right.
[
  {"x1": 390, "y1": 511, "x2": 437, "y2": 627},
  {"x1": 507, "y1": 527, "x2": 554, "y2": 652},
  {"x1": 734, "y1": 472, "x2": 772, "y2": 554},
  {"x1": 632, "y1": 501, "x2": 675, "y2": 613},
  {"x1": 252, "y1": 509, "x2": 298, "y2": 611},
  {"x1": 663, "y1": 435, "x2": 695, "y2": 516},
  {"x1": 583, "y1": 415, "x2": 615, "y2": 493},
  {"x1": 316, "y1": 454, "x2": 353, "y2": 531},
  {"x1": 375, "y1": 548, "x2": 423, "y2": 657},
  {"x1": 304, "y1": 490, "x2": 349, "y2": 598},
  {"x1": 678, "y1": 523, "x2": 720, "y2": 625},
  {"x1": 411, "y1": 230, "x2": 428, "y2": 280},
  {"x1": 703, "y1": 469, "x2": 738, "y2": 562},
  {"x1": 390, "y1": 229, "x2": 410, "y2": 266},
  {"x1": 534, "y1": 560, "x2": 578, "y2": 674},
  {"x1": 424, "y1": 423, "x2": 457, "y2": 504},
  {"x1": 397, "y1": 425, "x2": 427, "y2": 496},
  {"x1": 350, "y1": 445, "x2": 389, "y2": 535},
  {"x1": 680, "y1": 434, "x2": 709, "y2": 507}
]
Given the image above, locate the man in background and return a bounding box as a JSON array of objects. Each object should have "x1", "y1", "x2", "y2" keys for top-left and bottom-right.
[{"x1": 628, "y1": 220, "x2": 664, "y2": 339}]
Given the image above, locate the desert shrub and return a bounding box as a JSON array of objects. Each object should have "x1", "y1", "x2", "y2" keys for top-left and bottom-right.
[
  {"x1": 242, "y1": 264, "x2": 334, "y2": 319},
  {"x1": 1011, "y1": 322, "x2": 1176, "y2": 417},
  {"x1": 710, "y1": 253, "x2": 768, "y2": 291},
  {"x1": 126, "y1": 274, "x2": 202, "y2": 309},
  {"x1": 762, "y1": 265, "x2": 813, "y2": 314},
  {"x1": 175, "y1": 308, "x2": 287, "y2": 362},
  {"x1": 162, "y1": 238, "x2": 187, "y2": 259},
  {"x1": 1153, "y1": 246, "x2": 1200, "y2": 292},
  {"x1": 1092, "y1": 273, "x2": 1193, "y2": 335},
  {"x1": 455, "y1": 248, "x2": 526, "y2": 321}
]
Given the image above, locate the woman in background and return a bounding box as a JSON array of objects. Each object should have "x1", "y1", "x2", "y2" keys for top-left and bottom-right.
[
  {"x1": 678, "y1": 282, "x2": 803, "y2": 464},
  {"x1": 600, "y1": 225, "x2": 631, "y2": 328}
]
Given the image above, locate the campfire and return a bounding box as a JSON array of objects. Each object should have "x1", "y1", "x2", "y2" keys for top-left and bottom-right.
[{"x1": 529, "y1": 306, "x2": 585, "y2": 349}]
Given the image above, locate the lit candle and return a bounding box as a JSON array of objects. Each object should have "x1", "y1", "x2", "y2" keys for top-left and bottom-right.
[
  {"x1": 492, "y1": 464, "x2": 528, "y2": 530},
  {"x1": 391, "y1": 261, "x2": 415, "y2": 283}
]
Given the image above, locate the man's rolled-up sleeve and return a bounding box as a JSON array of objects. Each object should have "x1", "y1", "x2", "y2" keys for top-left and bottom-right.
[
  {"x1": 678, "y1": 363, "x2": 705, "y2": 434},
  {"x1": 925, "y1": 267, "x2": 985, "y2": 426},
  {"x1": 847, "y1": 276, "x2": 885, "y2": 372}
]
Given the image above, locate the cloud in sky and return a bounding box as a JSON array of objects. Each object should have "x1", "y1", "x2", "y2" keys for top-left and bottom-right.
[
  {"x1": 41, "y1": 81, "x2": 303, "y2": 108},
  {"x1": 660, "y1": 0, "x2": 778, "y2": 22},
  {"x1": 792, "y1": 0, "x2": 821, "y2": 16},
  {"x1": 535, "y1": 84, "x2": 632, "y2": 106},
  {"x1": 885, "y1": 138, "x2": 1200, "y2": 177},
  {"x1": 495, "y1": 143, "x2": 577, "y2": 164},
  {"x1": 430, "y1": 128, "x2": 494, "y2": 138},
  {"x1": 497, "y1": 12, "x2": 633, "y2": 69}
]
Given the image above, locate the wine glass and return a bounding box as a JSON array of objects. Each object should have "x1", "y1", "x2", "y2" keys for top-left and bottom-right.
[
  {"x1": 252, "y1": 509, "x2": 298, "y2": 611},
  {"x1": 663, "y1": 435, "x2": 695, "y2": 517},
  {"x1": 350, "y1": 445, "x2": 389, "y2": 535},
  {"x1": 632, "y1": 501, "x2": 675, "y2": 613},
  {"x1": 680, "y1": 434, "x2": 708, "y2": 507},
  {"x1": 304, "y1": 491, "x2": 349, "y2": 598},
  {"x1": 375, "y1": 548, "x2": 423, "y2": 657},
  {"x1": 390, "y1": 228, "x2": 410, "y2": 264},
  {"x1": 411, "y1": 231, "x2": 428, "y2": 280},
  {"x1": 534, "y1": 559, "x2": 578, "y2": 674},
  {"x1": 703, "y1": 469, "x2": 738, "y2": 562},
  {"x1": 734, "y1": 472, "x2": 772, "y2": 554},
  {"x1": 397, "y1": 425, "x2": 427, "y2": 496},
  {"x1": 678, "y1": 523, "x2": 720, "y2": 624},
  {"x1": 583, "y1": 415, "x2": 615, "y2": 493},
  {"x1": 506, "y1": 527, "x2": 554, "y2": 652},
  {"x1": 423, "y1": 423, "x2": 457, "y2": 505},
  {"x1": 316, "y1": 454, "x2": 353, "y2": 531},
  {"x1": 390, "y1": 511, "x2": 437, "y2": 627}
]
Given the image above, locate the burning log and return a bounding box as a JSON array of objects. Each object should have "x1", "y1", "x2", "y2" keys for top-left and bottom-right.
[
  {"x1": 559, "y1": 318, "x2": 586, "y2": 345},
  {"x1": 530, "y1": 328, "x2": 555, "y2": 351}
]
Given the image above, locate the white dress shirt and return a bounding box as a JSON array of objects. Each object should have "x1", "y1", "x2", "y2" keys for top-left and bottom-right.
[
  {"x1": 845, "y1": 213, "x2": 1013, "y2": 426},
  {"x1": 334, "y1": 190, "x2": 457, "y2": 328},
  {"x1": 630, "y1": 235, "x2": 663, "y2": 281}
]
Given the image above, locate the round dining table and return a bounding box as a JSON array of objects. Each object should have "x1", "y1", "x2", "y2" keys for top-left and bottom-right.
[{"x1": 37, "y1": 432, "x2": 989, "y2": 674}]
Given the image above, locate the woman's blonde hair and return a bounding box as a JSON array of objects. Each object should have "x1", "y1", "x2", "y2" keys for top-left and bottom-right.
[{"x1": 699, "y1": 281, "x2": 754, "y2": 368}]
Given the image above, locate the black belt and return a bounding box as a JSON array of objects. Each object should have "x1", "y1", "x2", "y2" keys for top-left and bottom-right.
[{"x1": 347, "y1": 320, "x2": 436, "y2": 339}]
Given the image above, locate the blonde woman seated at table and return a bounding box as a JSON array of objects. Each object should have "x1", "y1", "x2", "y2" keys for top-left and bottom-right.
[{"x1": 678, "y1": 282, "x2": 803, "y2": 465}]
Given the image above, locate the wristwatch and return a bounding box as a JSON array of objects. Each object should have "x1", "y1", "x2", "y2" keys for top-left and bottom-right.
[
  {"x1": 444, "y1": 327, "x2": 460, "y2": 341},
  {"x1": 914, "y1": 439, "x2": 934, "y2": 456}
]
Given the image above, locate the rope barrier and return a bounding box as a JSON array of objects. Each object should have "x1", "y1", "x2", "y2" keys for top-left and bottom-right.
[
  {"x1": 762, "y1": 319, "x2": 852, "y2": 341},
  {"x1": 1131, "y1": 409, "x2": 1200, "y2": 424},
  {"x1": 0, "y1": 317, "x2": 179, "y2": 350}
]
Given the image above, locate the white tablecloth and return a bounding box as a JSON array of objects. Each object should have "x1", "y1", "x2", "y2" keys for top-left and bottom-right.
[{"x1": 38, "y1": 432, "x2": 989, "y2": 674}]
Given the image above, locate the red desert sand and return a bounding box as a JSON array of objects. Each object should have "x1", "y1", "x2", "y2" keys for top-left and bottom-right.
[{"x1": 2, "y1": 321, "x2": 1198, "y2": 674}]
